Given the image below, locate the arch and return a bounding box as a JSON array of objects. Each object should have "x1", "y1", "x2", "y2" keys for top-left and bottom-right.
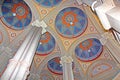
[
  {"x1": 46, "y1": 27, "x2": 67, "y2": 56},
  {"x1": 68, "y1": 34, "x2": 102, "y2": 56},
  {"x1": 87, "y1": 59, "x2": 119, "y2": 80},
  {"x1": 24, "y1": 0, "x2": 41, "y2": 20}
]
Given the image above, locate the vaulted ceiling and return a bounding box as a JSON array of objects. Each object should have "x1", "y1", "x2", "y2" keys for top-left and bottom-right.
[{"x1": 0, "y1": 0, "x2": 120, "y2": 80}]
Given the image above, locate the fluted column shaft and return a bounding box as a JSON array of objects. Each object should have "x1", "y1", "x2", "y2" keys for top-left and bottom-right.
[
  {"x1": 14, "y1": 27, "x2": 42, "y2": 80},
  {"x1": 1, "y1": 27, "x2": 42, "y2": 80}
]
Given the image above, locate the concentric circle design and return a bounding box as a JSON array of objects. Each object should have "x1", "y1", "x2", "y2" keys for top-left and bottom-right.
[
  {"x1": 47, "y1": 57, "x2": 62, "y2": 75},
  {"x1": 36, "y1": 32, "x2": 56, "y2": 56},
  {"x1": 75, "y1": 38, "x2": 103, "y2": 62},
  {"x1": 47, "y1": 57, "x2": 74, "y2": 75},
  {"x1": 1, "y1": 0, "x2": 32, "y2": 30},
  {"x1": 35, "y1": 0, "x2": 62, "y2": 7},
  {"x1": 55, "y1": 7, "x2": 87, "y2": 38},
  {"x1": 0, "y1": 31, "x2": 3, "y2": 44}
]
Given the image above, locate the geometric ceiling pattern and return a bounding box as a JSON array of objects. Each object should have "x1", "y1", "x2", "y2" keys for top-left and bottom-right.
[
  {"x1": 36, "y1": 32, "x2": 56, "y2": 56},
  {"x1": 47, "y1": 57, "x2": 63, "y2": 75},
  {"x1": 47, "y1": 57, "x2": 74, "y2": 75},
  {"x1": 1, "y1": 0, "x2": 32, "y2": 30},
  {"x1": 91, "y1": 63, "x2": 112, "y2": 77},
  {"x1": 75, "y1": 38, "x2": 103, "y2": 62},
  {"x1": 87, "y1": 60, "x2": 119, "y2": 80},
  {"x1": 55, "y1": 7, "x2": 87, "y2": 38}
]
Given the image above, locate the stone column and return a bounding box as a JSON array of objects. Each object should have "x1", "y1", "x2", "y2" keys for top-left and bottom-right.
[
  {"x1": 1, "y1": 20, "x2": 47, "y2": 80},
  {"x1": 0, "y1": 27, "x2": 32, "y2": 77},
  {"x1": 11, "y1": 27, "x2": 42, "y2": 80},
  {"x1": 60, "y1": 56, "x2": 74, "y2": 80}
]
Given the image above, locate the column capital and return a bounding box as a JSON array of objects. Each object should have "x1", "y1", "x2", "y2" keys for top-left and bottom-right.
[
  {"x1": 32, "y1": 20, "x2": 47, "y2": 34},
  {"x1": 60, "y1": 56, "x2": 73, "y2": 64}
]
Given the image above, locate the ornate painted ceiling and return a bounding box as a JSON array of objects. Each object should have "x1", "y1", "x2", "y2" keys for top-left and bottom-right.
[{"x1": 0, "y1": 0, "x2": 120, "y2": 80}]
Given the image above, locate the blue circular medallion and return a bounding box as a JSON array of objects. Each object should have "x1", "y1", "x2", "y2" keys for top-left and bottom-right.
[
  {"x1": 55, "y1": 7, "x2": 87, "y2": 38},
  {"x1": 1, "y1": 0, "x2": 32, "y2": 30},
  {"x1": 47, "y1": 57, "x2": 74, "y2": 75},
  {"x1": 36, "y1": 32, "x2": 56, "y2": 56},
  {"x1": 47, "y1": 57, "x2": 62, "y2": 75},
  {"x1": 35, "y1": 0, "x2": 62, "y2": 7},
  {"x1": 75, "y1": 38, "x2": 103, "y2": 62}
]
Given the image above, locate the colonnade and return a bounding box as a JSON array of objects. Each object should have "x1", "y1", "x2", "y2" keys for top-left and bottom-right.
[{"x1": 0, "y1": 21, "x2": 74, "y2": 80}]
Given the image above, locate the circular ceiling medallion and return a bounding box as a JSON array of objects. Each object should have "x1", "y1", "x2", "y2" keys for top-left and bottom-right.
[
  {"x1": 1, "y1": 0, "x2": 32, "y2": 30},
  {"x1": 75, "y1": 38, "x2": 103, "y2": 62},
  {"x1": 55, "y1": 7, "x2": 87, "y2": 38},
  {"x1": 35, "y1": 0, "x2": 62, "y2": 7},
  {"x1": 0, "y1": 31, "x2": 3, "y2": 44},
  {"x1": 47, "y1": 57, "x2": 74, "y2": 75},
  {"x1": 36, "y1": 32, "x2": 56, "y2": 56},
  {"x1": 47, "y1": 57, "x2": 62, "y2": 75}
]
